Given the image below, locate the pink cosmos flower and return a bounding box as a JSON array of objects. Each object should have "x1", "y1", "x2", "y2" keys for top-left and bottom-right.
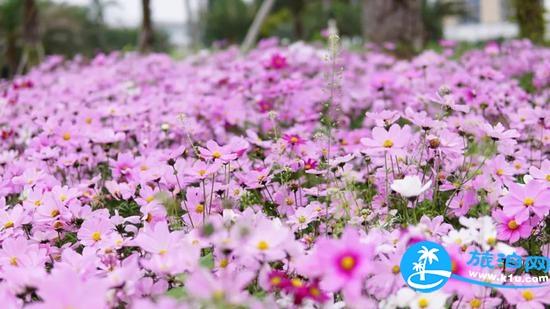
[
  {"x1": 452, "y1": 286, "x2": 502, "y2": 308},
  {"x1": 447, "y1": 189, "x2": 478, "y2": 217},
  {"x1": 269, "y1": 53, "x2": 287, "y2": 70},
  {"x1": 186, "y1": 160, "x2": 221, "y2": 180},
  {"x1": 0, "y1": 237, "x2": 46, "y2": 268},
  {"x1": 367, "y1": 248, "x2": 406, "y2": 298},
  {"x1": 287, "y1": 203, "x2": 318, "y2": 231},
  {"x1": 300, "y1": 228, "x2": 374, "y2": 301},
  {"x1": 110, "y1": 152, "x2": 139, "y2": 180},
  {"x1": 501, "y1": 285, "x2": 550, "y2": 309},
  {"x1": 0, "y1": 204, "x2": 28, "y2": 235},
  {"x1": 77, "y1": 215, "x2": 115, "y2": 247},
  {"x1": 361, "y1": 124, "x2": 412, "y2": 156},
  {"x1": 32, "y1": 268, "x2": 109, "y2": 309},
  {"x1": 199, "y1": 140, "x2": 237, "y2": 162},
  {"x1": 484, "y1": 154, "x2": 515, "y2": 183},
  {"x1": 529, "y1": 160, "x2": 550, "y2": 182},
  {"x1": 499, "y1": 180, "x2": 550, "y2": 223},
  {"x1": 282, "y1": 133, "x2": 305, "y2": 148},
  {"x1": 186, "y1": 268, "x2": 254, "y2": 304},
  {"x1": 244, "y1": 218, "x2": 291, "y2": 261},
  {"x1": 492, "y1": 209, "x2": 533, "y2": 243},
  {"x1": 482, "y1": 122, "x2": 519, "y2": 142}
]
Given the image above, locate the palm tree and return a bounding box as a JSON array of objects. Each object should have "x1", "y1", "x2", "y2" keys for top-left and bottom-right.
[
  {"x1": 412, "y1": 262, "x2": 423, "y2": 273},
  {"x1": 417, "y1": 246, "x2": 439, "y2": 281}
]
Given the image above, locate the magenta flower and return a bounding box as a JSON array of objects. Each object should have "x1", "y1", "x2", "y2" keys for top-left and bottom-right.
[
  {"x1": 282, "y1": 133, "x2": 305, "y2": 148},
  {"x1": 493, "y1": 208, "x2": 533, "y2": 244},
  {"x1": 301, "y1": 228, "x2": 374, "y2": 301}
]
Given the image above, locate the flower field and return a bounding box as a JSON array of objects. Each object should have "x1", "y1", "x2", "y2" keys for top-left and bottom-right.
[{"x1": 0, "y1": 39, "x2": 549, "y2": 308}]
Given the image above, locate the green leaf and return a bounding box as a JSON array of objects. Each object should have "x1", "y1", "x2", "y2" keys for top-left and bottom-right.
[
  {"x1": 200, "y1": 253, "x2": 214, "y2": 269},
  {"x1": 165, "y1": 287, "x2": 186, "y2": 299}
]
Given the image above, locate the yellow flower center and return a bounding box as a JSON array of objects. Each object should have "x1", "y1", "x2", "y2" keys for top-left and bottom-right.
[
  {"x1": 523, "y1": 197, "x2": 534, "y2": 207},
  {"x1": 383, "y1": 139, "x2": 394, "y2": 148},
  {"x1": 257, "y1": 240, "x2": 269, "y2": 251},
  {"x1": 53, "y1": 221, "x2": 63, "y2": 229},
  {"x1": 309, "y1": 287, "x2": 320, "y2": 297},
  {"x1": 219, "y1": 258, "x2": 229, "y2": 268},
  {"x1": 298, "y1": 216, "x2": 306, "y2": 224},
  {"x1": 85, "y1": 117, "x2": 92, "y2": 124},
  {"x1": 158, "y1": 249, "x2": 167, "y2": 255},
  {"x1": 514, "y1": 163, "x2": 521, "y2": 170},
  {"x1": 60, "y1": 194, "x2": 67, "y2": 202},
  {"x1": 270, "y1": 276, "x2": 282, "y2": 286},
  {"x1": 285, "y1": 197, "x2": 294, "y2": 206},
  {"x1": 392, "y1": 265, "x2": 400, "y2": 274},
  {"x1": 496, "y1": 168, "x2": 504, "y2": 176},
  {"x1": 213, "y1": 290, "x2": 225, "y2": 301},
  {"x1": 508, "y1": 220, "x2": 519, "y2": 230},
  {"x1": 340, "y1": 255, "x2": 356, "y2": 271},
  {"x1": 522, "y1": 290, "x2": 534, "y2": 301},
  {"x1": 291, "y1": 278, "x2": 303, "y2": 287},
  {"x1": 91, "y1": 232, "x2": 101, "y2": 241},
  {"x1": 198, "y1": 169, "x2": 206, "y2": 176},
  {"x1": 62, "y1": 132, "x2": 71, "y2": 141},
  {"x1": 470, "y1": 298, "x2": 482, "y2": 308},
  {"x1": 290, "y1": 136, "x2": 299, "y2": 144},
  {"x1": 418, "y1": 297, "x2": 429, "y2": 308},
  {"x1": 3, "y1": 221, "x2": 14, "y2": 229},
  {"x1": 140, "y1": 165, "x2": 148, "y2": 171},
  {"x1": 212, "y1": 151, "x2": 221, "y2": 159},
  {"x1": 545, "y1": 174, "x2": 550, "y2": 182},
  {"x1": 50, "y1": 209, "x2": 60, "y2": 217},
  {"x1": 145, "y1": 195, "x2": 155, "y2": 203},
  {"x1": 195, "y1": 204, "x2": 204, "y2": 214},
  {"x1": 9, "y1": 257, "x2": 18, "y2": 266},
  {"x1": 486, "y1": 237, "x2": 496, "y2": 246},
  {"x1": 34, "y1": 200, "x2": 42, "y2": 206}
]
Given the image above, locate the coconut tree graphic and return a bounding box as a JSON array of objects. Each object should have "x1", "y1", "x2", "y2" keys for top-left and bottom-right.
[{"x1": 417, "y1": 246, "x2": 439, "y2": 281}]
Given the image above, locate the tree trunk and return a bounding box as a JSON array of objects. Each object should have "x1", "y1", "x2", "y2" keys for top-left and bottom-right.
[
  {"x1": 5, "y1": 32, "x2": 18, "y2": 77},
  {"x1": 362, "y1": 0, "x2": 424, "y2": 54},
  {"x1": 241, "y1": 0, "x2": 276, "y2": 52},
  {"x1": 139, "y1": 0, "x2": 154, "y2": 53},
  {"x1": 18, "y1": 0, "x2": 43, "y2": 74},
  {"x1": 290, "y1": 0, "x2": 305, "y2": 40},
  {"x1": 513, "y1": 0, "x2": 545, "y2": 44}
]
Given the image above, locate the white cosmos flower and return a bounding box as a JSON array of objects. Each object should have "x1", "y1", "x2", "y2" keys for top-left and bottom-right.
[{"x1": 390, "y1": 175, "x2": 432, "y2": 198}]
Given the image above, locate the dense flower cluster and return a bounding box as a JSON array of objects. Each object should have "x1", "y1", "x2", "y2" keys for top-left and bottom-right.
[{"x1": 0, "y1": 39, "x2": 549, "y2": 308}]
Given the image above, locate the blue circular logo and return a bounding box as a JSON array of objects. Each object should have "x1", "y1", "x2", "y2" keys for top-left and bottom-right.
[{"x1": 400, "y1": 241, "x2": 452, "y2": 293}]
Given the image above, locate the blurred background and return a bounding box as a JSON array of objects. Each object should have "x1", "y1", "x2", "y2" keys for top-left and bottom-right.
[{"x1": 1, "y1": 0, "x2": 549, "y2": 78}]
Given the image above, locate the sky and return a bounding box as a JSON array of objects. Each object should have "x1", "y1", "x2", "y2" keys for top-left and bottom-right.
[{"x1": 52, "y1": 0, "x2": 195, "y2": 26}]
